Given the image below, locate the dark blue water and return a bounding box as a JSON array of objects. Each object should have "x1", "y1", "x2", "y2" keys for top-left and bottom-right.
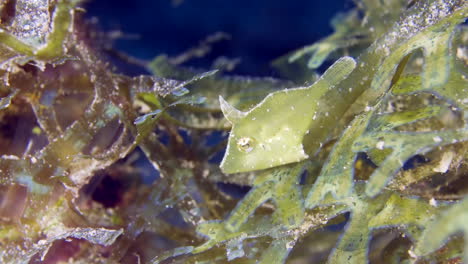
[{"x1": 84, "y1": 0, "x2": 352, "y2": 76}]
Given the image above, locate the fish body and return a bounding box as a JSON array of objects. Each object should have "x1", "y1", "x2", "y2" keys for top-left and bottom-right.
[{"x1": 220, "y1": 57, "x2": 356, "y2": 173}]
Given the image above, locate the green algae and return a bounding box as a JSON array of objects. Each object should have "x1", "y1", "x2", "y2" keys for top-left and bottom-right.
[{"x1": 0, "y1": 0, "x2": 467, "y2": 263}]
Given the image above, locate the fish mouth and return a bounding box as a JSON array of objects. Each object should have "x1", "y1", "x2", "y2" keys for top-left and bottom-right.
[
  {"x1": 219, "y1": 151, "x2": 256, "y2": 174},
  {"x1": 219, "y1": 152, "x2": 243, "y2": 174}
]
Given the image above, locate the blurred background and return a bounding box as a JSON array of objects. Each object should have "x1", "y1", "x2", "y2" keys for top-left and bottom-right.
[{"x1": 83, "y1": 0, "x2": 351, "y2": 76}]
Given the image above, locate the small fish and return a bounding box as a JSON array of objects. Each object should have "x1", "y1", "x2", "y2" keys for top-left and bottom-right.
[{"x1": 220, "y1": 57, "x2": 356, "y2": 173}]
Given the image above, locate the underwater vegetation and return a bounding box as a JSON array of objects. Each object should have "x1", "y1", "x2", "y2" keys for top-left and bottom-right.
[{"x1": 0, "y1": 0, "x2": 467, "y2": 263}]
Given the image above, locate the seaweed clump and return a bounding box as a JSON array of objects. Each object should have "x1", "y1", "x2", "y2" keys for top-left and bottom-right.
[{"x1": 0, "y1": 0, "x2": 467, "y2": 263}]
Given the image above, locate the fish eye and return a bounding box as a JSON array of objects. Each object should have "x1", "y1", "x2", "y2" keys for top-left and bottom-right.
[{"x1": 236, "y1": 137, "x2": 255, "y2": 153}]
